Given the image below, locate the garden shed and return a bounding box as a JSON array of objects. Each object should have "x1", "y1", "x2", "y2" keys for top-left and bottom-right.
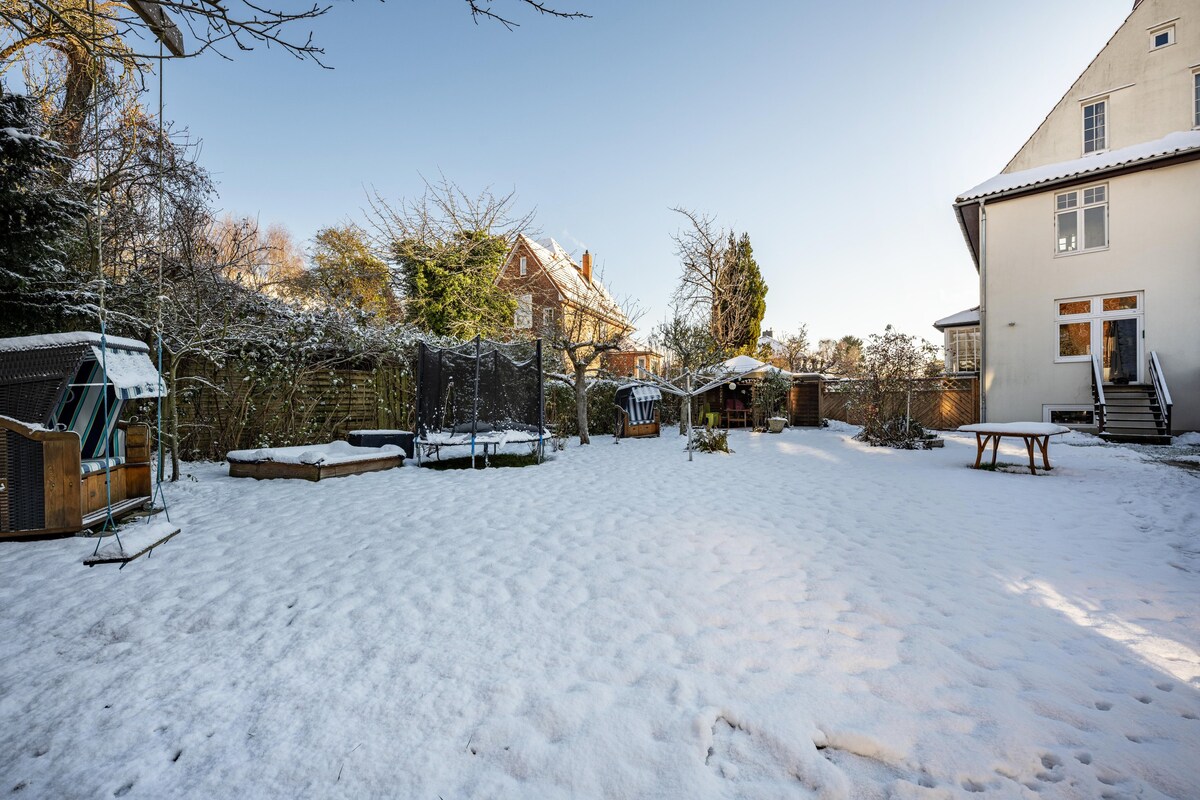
[{"x1": 695, "y1": 356, "x2": 824, "y2": 429}]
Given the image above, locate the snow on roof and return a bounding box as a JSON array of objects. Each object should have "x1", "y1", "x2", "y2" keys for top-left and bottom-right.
[
  {"x1": 758, "y1": 333, "x2": 785, "y2": 351},
  {"x1": 519, "y1": 235, "x2": 628, "y2": 326},
  {"x1": 957, "y1": 130, "x2": 1200, "y2": 203},
  {"x1": 0, "y1": 331, "x2": 149, "y2": 354},
  {"x1": 933, "y1": 307, "x2": 980, "y2": 330},
  {"x1": 722, "y1": 355, "x2": 767, "y2": 373}
]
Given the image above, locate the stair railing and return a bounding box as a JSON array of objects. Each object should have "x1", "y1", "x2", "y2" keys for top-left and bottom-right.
[
  {"x1": 1091, "y1": 354, "x2": 1106, "y2": 433},
  {"x1": 1148, "y1": 351, "x2": 1173, "y2": 437}
]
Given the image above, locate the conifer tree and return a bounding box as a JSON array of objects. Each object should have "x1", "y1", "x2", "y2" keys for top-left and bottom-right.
[{"x1": 0, "y1": 89, "x2": 86, "y2": 336}]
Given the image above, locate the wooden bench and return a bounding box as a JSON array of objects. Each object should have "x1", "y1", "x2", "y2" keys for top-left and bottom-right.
[{"x1": 958, "y1": 423, "x2": 1071, "y2": 475}]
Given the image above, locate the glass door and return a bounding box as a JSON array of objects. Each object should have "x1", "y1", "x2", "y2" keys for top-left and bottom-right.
[{"x1": 1102, "y1": 317, "x2": 1140, "y2": 383}]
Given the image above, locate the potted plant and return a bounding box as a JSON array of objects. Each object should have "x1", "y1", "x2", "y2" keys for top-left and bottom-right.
[{"x1": 753, "y1": 368, "x2": 791, "y2": 433}]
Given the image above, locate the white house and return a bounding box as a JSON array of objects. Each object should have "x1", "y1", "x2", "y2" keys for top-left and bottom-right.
[{"x1": 951, "y1": 0, "x2": 1200, "y2": 441}]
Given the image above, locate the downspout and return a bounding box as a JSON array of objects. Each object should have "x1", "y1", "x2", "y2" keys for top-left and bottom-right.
[{"x1": 978, "y1": 199, "x2": 988, "y2": 423}]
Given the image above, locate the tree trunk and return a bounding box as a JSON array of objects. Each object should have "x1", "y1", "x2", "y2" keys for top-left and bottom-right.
[{"x1": 574, "y1": 363, "x2": 590, "y2": 445}]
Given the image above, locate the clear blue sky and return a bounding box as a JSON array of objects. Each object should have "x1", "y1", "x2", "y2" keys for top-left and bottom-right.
[{"x1": 162, "y1": 0, "x2": 1134, "y2": 344}]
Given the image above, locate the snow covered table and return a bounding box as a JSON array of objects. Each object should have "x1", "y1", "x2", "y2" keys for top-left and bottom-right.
[
  {"x1": 226, "y1": 441, "x2": 404, "y2": 481},
  {"x1": 959, "y1": 423, "x2": 1072, "y2": 475}
]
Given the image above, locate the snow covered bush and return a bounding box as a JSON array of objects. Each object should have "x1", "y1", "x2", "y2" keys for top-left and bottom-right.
[{"x1": 694, "y1": 427, "x2": 732, "y2": 453}]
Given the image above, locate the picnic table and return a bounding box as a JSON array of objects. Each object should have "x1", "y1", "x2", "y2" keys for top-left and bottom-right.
[{"x1": 958, "y1": 423, "x2": 1072, "y2": 474}]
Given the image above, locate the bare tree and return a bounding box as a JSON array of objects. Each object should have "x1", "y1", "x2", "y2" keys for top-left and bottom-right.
[
  {"x1": 367, "y1": 175, "x2": 533, "y2": 338},
  {"x1": 546, "y1": 268, "x2": 638, "y2": 445},
  {"x1": 669, "y1": 207, "x2": 765, "y2": 354},
  {"x1": 651, "y1": 305, "x2": 720, "y2": 433}
]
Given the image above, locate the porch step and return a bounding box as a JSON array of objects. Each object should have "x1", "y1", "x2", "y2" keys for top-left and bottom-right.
[{"x1": 1100, "y1": 432, "x2": 1173, "y2": 445}]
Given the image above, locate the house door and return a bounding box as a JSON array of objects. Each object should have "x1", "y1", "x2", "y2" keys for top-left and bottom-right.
[{"x1": 1102, "y1": 317, "x2": 1141, "y2": 384}]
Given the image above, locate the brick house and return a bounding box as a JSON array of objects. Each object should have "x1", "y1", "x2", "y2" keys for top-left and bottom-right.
[{"x1": 497, "y1": 234, "x2": 637, "y2": 371}]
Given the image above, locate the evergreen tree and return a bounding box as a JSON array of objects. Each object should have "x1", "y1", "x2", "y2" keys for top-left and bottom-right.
[
  {"x1": 0, "y1": 89, "x2": 86, "y2": 336},
  {"x1": 391, "y1": 230, "x2": 516, "y2": 339},
  {"x1": 713, "y1": 232, "x2": 767, "y2": 354}
]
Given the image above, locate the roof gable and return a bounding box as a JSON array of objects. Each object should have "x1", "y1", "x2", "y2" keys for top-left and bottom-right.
[
  {"x1": 1004, "y1": 0, "x2": 1198, "y2": 174},
  {"x1": 513, "y1": 234, "x2": 630, "y2": 329}
]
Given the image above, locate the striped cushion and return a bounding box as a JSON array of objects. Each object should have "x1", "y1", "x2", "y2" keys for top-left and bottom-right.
[{"x1": 80, "y1": 457, "x2": 126, "y2": 475}]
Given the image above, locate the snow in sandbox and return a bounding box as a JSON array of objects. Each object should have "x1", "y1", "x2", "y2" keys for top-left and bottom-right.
[
  {"x1": 0, "y1": 428, "x2": 1197, "y2": 799},
  {"x1": 225, "y1": 440, "x2": 402, "y2": 466}
]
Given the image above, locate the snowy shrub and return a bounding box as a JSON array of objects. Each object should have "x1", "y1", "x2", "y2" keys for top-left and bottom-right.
[
  {"x1": 849, "y1": 326, "x2": 939, "y2": 449},
  {"x1": 545, "y1": 377, "x2": 619, "y2": 438},
  {"x1": 694, "y1": 427, "x2": 732, "y2": 453}
]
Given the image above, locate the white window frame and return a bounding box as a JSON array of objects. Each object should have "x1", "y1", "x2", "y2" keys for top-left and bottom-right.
[
  {"x1": 541, "y1": 306, "x2": 555, "y2": 330},
  {"x1": 515, "y1": 293, "x2": 533, "y2": 329},
  {"x1": 519, "y1": 255, "x2": 527, "y2": 276},
  {"x1": 1054, "y1": 184, "x2": 1108, "y2": 256},
  {"x1": 1149, "y1": 24, "x2": 1175, "y2": 50},
  {"x1": 1082, "y1": 99, "x2": 1107, "y2": 155},
  {"x1": 1194, "y1": 70, "x2": 1200, "y2": 129},
  {"x1": 1053, "y1": 292, "x2": 1143, "y2": 380},
  {"x1": 1042, "y1": 405, "x2": 1096, "y2": 428},
  {"x1": 945, "y1": 327, "x2": 980, "y2": 373}
]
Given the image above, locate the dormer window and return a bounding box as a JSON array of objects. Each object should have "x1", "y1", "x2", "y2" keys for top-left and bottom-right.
[
  {"x1": 1083, "y1": 100, "x2": 1106, "y2": 154},
  {"x1": 1150, "y1": 25, "x2": 1174, "y2": 49}
]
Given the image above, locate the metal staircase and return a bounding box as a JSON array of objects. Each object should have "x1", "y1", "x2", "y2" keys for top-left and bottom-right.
[{"x1": 1092, "y1": 352, "x2": 1173, "y2": 445}]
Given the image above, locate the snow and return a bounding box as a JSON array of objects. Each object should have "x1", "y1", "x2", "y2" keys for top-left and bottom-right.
[
  {"x1": 225, "y1": 440, "x2": 402, "y2": 466},
  {"x1": 1, "y1": 428, "x2": 1198, "y2": 798},
  {"x1": 419, "y1": 429, "x2": 547, "y2": 447},
  {"x1": 957, "y1": 130, "x2": 1200, "y2": 202},
  {"x1": 0, "y1": 331, "x2": 148, "y2": 354},
  {"x1": 721, "y1": 354, "x2": 768, "y2": 373},
  {"x1": 0, "y1": 413, "x2": 47, "y2": 431},
  {"x1": 932, "y1": 307, "x2": 980, "y2": 330},
  {"x1": 1174, "y1": 432, "x2": 1200, "y2": 447},
  {"x1": 87, "y1": 345, "x2": 166, "y2": 398},
  {"x1": 83, "y1": 520, "x2": 180, "y2": 564},
  {"x1": 347, "y1": 429, "x2": 413, "y2": 436},
  {"x1": 960, "y1": 422, "x2": 1072, "y2": 436}
]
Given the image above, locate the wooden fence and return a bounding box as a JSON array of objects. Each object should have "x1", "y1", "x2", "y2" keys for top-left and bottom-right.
[
  {"x1": 820, "y1": 376, "x2": 979, "y2": 431},
  {"x1": 174, "y1": 362, "x2": 412, "y2": 461}
]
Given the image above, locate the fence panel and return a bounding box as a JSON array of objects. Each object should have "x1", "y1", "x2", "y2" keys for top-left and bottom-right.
[{"x1": 820, "y1": 377, "x2": 978, "y2": 431}]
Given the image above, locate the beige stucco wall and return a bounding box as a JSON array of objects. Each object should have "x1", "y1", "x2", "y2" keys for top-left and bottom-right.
[
  {"x1": 981, "y1": 160, "x2": 1200, "y2": 431},
  {"x1": 1007, "y1": 0, "x2": 1199, "y2": 172}
]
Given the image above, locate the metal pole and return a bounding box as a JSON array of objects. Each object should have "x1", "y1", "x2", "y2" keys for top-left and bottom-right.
[
  {"x1": 536, "y1": 338, "x2": 544, "y2": 463},
  {"x1": 471, "y1": 336, "x2": 481, "y2": 469},
  {"x1": 685, "y1": 371, "x2": 693, "y2": 462},
  {"x1": 415, "y1": 341, "x2": 425, "y2": 467}
]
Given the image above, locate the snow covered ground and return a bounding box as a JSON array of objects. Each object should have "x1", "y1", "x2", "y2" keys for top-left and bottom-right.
[{"x1": 1, "y1": 427, "x2": 1198, "y2": 799}]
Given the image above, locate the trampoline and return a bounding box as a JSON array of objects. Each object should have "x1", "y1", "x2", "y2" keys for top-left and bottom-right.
[{"x1": 415, "y1": 337, "x2": 547, "y2": 466}]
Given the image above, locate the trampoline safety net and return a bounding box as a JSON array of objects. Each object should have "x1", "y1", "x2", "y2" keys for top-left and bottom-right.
[{"x1": 415, "y1": 337, "x2": 544, "y2": 439}]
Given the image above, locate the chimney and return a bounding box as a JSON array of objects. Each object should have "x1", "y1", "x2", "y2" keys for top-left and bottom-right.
[{"x1": 581, "y1": 250, "x2": 592, "y2": 283}]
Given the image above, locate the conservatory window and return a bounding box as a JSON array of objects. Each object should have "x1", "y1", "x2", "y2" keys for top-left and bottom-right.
[{"x1": 1055, "y1": 185, "x2": 1107, "y2": 254}]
